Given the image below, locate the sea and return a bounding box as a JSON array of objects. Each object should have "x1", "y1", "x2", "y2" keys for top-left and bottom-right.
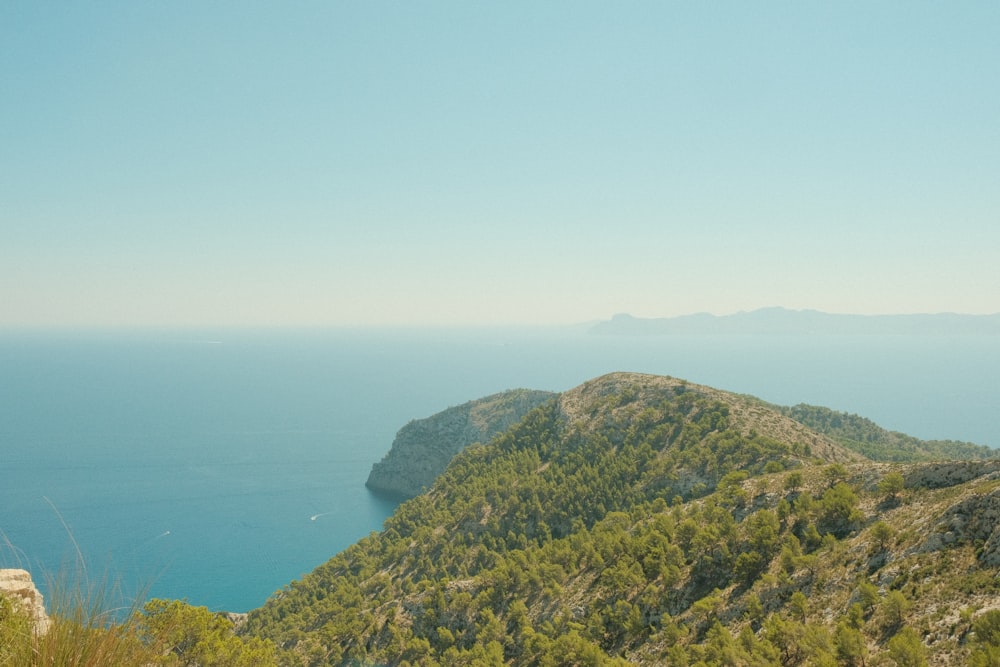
[{"x1": 1, "y1": 327, "x2": 998, "y2": 612}]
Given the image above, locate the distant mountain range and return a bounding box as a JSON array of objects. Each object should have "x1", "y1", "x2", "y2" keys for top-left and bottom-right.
[{"x1": 590, "y1": 307, "x2": 1000, "y2": 335}]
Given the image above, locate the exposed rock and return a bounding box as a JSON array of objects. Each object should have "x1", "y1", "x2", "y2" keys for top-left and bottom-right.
[
  {"x1": 904, "y1": 460, "x2": 1000, "y2": 489},
  {"x1": 925, "y1": 486, "x2": 1000, "y2": 565},
  {"x1": 222, "y1": 611, "x2": 249, "y2": 631},
  {"x1": 0, "y1": 568, "x2": 50, "y2": 634},
  {"x1": 366, "y1": 389, "x2": 555, "y2": 499}
]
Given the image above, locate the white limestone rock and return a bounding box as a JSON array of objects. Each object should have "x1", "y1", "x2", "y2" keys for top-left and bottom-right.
[{"x1": 0, "y1": 568, "x2": 50, "y2": 634}]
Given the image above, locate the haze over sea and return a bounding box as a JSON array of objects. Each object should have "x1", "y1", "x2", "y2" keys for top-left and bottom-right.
[{"x1": 2, "y1": 327, "x2": 998, "y2": 612}]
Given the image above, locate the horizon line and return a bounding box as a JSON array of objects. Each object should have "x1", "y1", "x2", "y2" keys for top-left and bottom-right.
[{"x1": 2, "y1": 307, "x2": 1000, "y2": 333}]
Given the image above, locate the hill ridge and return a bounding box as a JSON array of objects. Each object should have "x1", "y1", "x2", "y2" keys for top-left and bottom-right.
[
  {"x1": 240, "y1": 372, "x2": 1000, "y2": 666},
  {"x1": 559, "y1": 372, "x2": 860, "y2": 465}
]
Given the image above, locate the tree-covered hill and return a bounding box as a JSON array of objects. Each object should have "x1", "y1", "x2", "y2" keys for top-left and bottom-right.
[
  {"x1": 774, "y1": 402, "x2": 996, "y2": 462},
  {"x1": 366, "y1": 388, "x2": 556, "y2": 499},
  {"x1": 239, "y1": 372, "x2": 1000, "y2": 666}
]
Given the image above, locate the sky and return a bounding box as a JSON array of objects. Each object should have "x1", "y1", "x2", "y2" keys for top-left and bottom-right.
[{"x1": 2, "y1": 2, "x2": 998, "y2": 328}]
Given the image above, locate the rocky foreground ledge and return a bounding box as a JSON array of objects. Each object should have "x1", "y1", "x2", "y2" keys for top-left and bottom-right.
[{"x1": 0, "y1": 568, "x2": 50, "y2": 634}]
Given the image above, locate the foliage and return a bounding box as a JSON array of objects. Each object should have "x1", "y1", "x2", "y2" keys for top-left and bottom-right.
[
  {"x1": 777, "y1": 403, "x2": 996, "y2": 461},
  {"x1": 0, "y1": 571, "x2": 163, "y2": 667},
  {"x1": 886, "y1": 626, "x2": 927, "y2": 667},
  {"x1": 878, "y1": 472, "x2": 906, "y2": 499},
  {"x1": 834, "y1": 620, "x2": 867, "y2": 666},
  {"x1": 140, "y1": 599, "x2": 279, "y2": 666},
  {"x1": 970, "y1": 610, "x2": 1000, "y2": 667},
  {"x1": 880, "y1": 590, "x2": 911, "y2": 631},
  {"x1": 0, "y1": 573, "x2": 282, "y2": 666},
  {"x1": 869, "y1": 521, "x2": 895, "y2": 553}
]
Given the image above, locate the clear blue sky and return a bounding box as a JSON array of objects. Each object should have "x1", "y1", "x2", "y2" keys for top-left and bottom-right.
[{"x1": 2, "y1": 2, "x2": 998, "y2": 327}]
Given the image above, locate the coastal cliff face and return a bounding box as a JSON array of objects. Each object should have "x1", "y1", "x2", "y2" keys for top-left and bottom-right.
[
  {"x1": 365, "y1": 388, "x2": 555, "y2": 498},
  {"x1": 0, "y1": 569, "x2": 50, "y2": 634}
]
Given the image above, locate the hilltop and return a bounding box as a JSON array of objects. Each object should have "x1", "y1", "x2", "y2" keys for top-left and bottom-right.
[
  {"x1": 239, "y1": 372, "x2": 1000, "y2": 666},
  {"x1": 364, "y1": 376, "x2": 991, "y2": 501}
]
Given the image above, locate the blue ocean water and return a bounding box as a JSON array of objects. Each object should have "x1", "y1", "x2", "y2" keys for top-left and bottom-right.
[{"x1": 1, "y1": 328, "x2": 997, "y2": 612}]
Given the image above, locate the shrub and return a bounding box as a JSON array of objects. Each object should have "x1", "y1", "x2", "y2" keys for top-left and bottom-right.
[
  {"x1": 0, "y1": 569, "x2": 164, "y2": 667},
  {"x1": 886, "y1": 626, "x2": 927, "y2": 667},
  {"x1": 877, "y1": 472, "x2": 906, "y2": 501}
]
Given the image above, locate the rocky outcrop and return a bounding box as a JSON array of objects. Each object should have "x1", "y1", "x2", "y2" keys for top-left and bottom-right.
[
  {"x1": 0, "y1": 569, "x2": 50, "y2": 634},
  {"x1": 924, "y1": 486, "x2": 1000, "y2": 565},
  {"x1": 366, "y1": 389, "x2": 555, "y2": 499},
  {"x1": 904, "y1": 460, "x2": 1000, "y2": 489}
]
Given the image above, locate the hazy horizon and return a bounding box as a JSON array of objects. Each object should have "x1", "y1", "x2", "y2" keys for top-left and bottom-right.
[
  {"x1": 3, "y1": 3, "x2": 998, "y2": 328},
  {"x1": 3, "y1": 306, "x2": 1000, "y2": 335}
]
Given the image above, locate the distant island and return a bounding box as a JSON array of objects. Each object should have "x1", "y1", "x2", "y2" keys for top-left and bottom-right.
[{"x1": 590, "y1": 307, "x2": 1000, "y2": 335}]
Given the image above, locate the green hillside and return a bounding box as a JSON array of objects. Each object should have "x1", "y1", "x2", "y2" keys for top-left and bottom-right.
[
  {"x1": 237, "y1": 373, "x2": 1000, "y2": 666},
  {"x1": 774, "y1": 402, "x2": 996, "y2": 462}
]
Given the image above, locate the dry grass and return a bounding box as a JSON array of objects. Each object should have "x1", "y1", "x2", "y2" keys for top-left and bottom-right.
[
  {"x1": 1, "y1": 505, "x2": 168, "y2": 666},
  {"x1": 1, "y1": 568, "x2": 165, "y2": 667}
]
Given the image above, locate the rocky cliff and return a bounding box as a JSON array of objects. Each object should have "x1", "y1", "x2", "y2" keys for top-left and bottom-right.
[
  {"x1": 0, "y1": 569, "x2": 50, "y2": 634},
  {"x1": 365, "y1": 388, "x2": 555, "y2": 498}
]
